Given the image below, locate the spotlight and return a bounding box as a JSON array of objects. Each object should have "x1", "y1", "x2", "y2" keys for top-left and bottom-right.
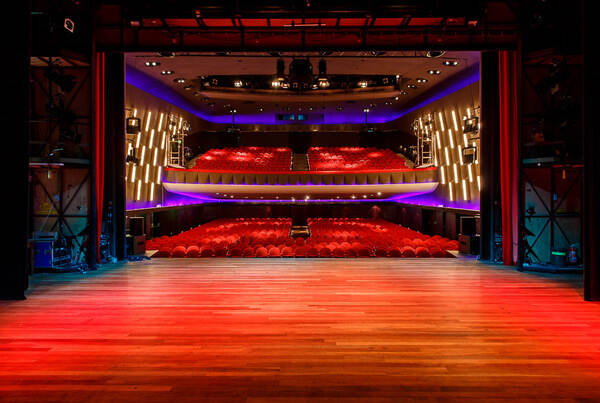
[
  {"x1": 63, "y1": 18, "x2": 75, "y2": 33},
  {"x1": 394, "y1": 96, "x2": 399, "y2": 100},
  {"x1": 416, "y1": 78, "x2": 428, "y2": 83},
  {"x1": 358, "y1": 80, "x2": 368, "y2": 88},
  {"x1": 407, "y1": 84, "x2": 417, "y2": 89},
  {"x1": 336, "y1": 106, "x2": 344, "y2": 111},
  {"x1": 363, "y1": 108, "x2": 370, "y2": 113},
  {"x1": 318, "y1": 80, "x2": 330, "y2": 88},
  {"x1": 160, "y1": 70, "x2": 174, "y2": 75},
  {"x1": 233, "y1": 80, "x2": 243, "y2": 88},
  {"x1": 428, "y1": 69, "x2": 441, "y2": 75},
  {"x1": 400, "y1": 90, "x2": 408, "y2": 95},
  {"x1": 271, "y1": 80, "x2": 281, "y2": 88},
  {"x1": 426, "y1": 50, "x2": 445, "y2": 58},
  {"x1": 174, "y1": 78, "x2": 185, "y2": 83},
  {"x1": 145, "y1": 61, "x2": 160, "y2": 67},
  {"x1": 443, "y1": 60, "x2": 459, "y2": 66}
]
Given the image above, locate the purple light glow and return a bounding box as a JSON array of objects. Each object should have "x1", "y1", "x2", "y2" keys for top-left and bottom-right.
[
  {"x1": 392, "y1": 193, "x2": 480, "y2": 211},
  {"x1": 126, "y1": 64, "x2": 480, "y2": 125}
]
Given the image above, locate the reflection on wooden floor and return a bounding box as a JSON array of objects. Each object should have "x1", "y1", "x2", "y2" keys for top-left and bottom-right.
[{"x1": 1, "y1": 258, "x2": 599, "y2": 402}]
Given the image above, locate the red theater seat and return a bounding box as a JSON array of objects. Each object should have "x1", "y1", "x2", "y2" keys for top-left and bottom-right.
[
  {"x1": 229, "y1": 248, "x2": 242, "y2": 257},
  {"x1": 200, "y1": 247, "x2": 215, "y2": 257},
  {"x1": 415, "y1": 246, "x2": 431, "y2": 258},
  {"x1": 307, "y1": 247, "x2": 319, "y2": 257},
  {"x1": 388, "y1": 247, "x2": 402, "y2": 257},
  {"x1": 242, "y1": 247, "x2": 255, "y2": 257},
  {"x1": 429, "y1": 247, "x2": 446, "y2": 257},
  {"x1": 294, "y1": 246, "x2": 307, "y2": 257},
  {"x1": 400, "y1": 246, "x2": 416, "y2": 258},
  {"x1": 319, "y1": 247, "x2": 332, "y2": 257},
  {"x1": 374, "y1": 247, "x2": 388, "y2": 257},
  {"x1": 186, "y1": 245, "x2": 200, "y2": 257},
  {"x1": 154, "y1": 247, "x2": 172, "y2": 257},
  {"x1": 255, "y1": 247, "x2": 268, "y2": 257},
  {"x1": 358, "y1": 247, "x2": 372, "y2": 257},
  {"x1": 172, "y1": 245, "x2": 187, "y2": 258},
  {"x1": 214, "y1": 247, "x2": 228, "y2": 257},
  {"x1": 281, "y1": 246, "x2": 294, "y2": 257},
  {"x1": 268, "y1": 247, "x2": 281, "y2": 257}
]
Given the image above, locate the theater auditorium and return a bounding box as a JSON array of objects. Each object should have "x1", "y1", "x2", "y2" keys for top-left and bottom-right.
[{"x1": 3, "y1": 1, "x2": 599, "y2": 402}]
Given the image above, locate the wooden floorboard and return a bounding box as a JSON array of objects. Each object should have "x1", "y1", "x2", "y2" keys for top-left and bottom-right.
[{"x1": 1, "y1": 258, "x2": 599, "y2": 402}]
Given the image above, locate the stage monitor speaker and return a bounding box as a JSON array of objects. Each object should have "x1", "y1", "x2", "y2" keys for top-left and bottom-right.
[{"x1": 128, "y1": 216, "x2": 145, "y2": 236}]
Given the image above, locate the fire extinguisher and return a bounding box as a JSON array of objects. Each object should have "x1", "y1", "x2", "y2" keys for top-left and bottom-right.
[{"x1": 567, "y1": 245, "x2": 578, "y2": 265}]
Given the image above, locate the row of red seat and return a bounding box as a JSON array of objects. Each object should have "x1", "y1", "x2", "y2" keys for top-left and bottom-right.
[
  {"x1": 191, "y1": 146, "x2": 409, "y2": 172},
  {"x1": 307, "y1": 147, "x2": 408, "y2": 171},
  {"x1": 194, "y1": 147, "x2": 292, "y2": 171},
  {"x1": 146, "y1": 218, "x2": 458, "y2": 258}
]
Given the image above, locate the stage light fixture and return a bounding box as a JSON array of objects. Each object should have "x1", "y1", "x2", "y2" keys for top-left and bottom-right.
[
  {"x1": 428, "y1": 69, "x2": 441, "y2": 75},
  {"x1": 271, "y1": 80, "x2": 282, "y2": 88},
  {"x1": 416, "y1": 78, "x2": 428, "y2": 83},
  {"x1": 63, "y1": 18, "x2": 75, "y2": 33},
  {"x1": 358, "y1": 80, "x2": 368, "y2": 88},
  {"x1": 407, "y1": 84, "x2": 417, "y2": 89},
  {"x1": 426, "y1": 50, "x2": 445, "y2": 58},
  {"x1": 233, "y1": 80, "x2": 243, "y2": 88},
  {"x1": 443, "y1": 60, "x2": 459, "y2": 66},
  {"x1": 174, "y1": 78, "x2": 185, "y2": 83},
  {"x1": 160, "y1": 70, "x2": 174, "y2": 75},
  {"x1": 145, "y1": 61, "x2": 160, "y2": 67}
]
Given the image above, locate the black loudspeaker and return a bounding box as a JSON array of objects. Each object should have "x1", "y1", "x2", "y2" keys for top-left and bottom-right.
[
  {"x1": 126, "y1": 117, "x2": 141, "y2": 134},
  {"x1": 128, "y1": 216, "x2": 145, "y2": 236}
]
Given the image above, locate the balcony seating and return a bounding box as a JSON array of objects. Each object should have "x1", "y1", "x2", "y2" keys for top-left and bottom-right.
[
  {"x1": 193, "y1": 146, "x2": 292, "y2": 172},
  {"x1": 308, "y1": 147, "x2": 408, "y2": 171}
]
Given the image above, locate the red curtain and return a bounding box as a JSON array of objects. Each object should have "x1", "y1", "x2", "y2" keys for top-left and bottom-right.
[
  {"x1": 498, "y1": 51, "x2": 520, "y2": 265},
  {"x1": 94, "y1": 52, "x2": 106, "y2": 259}
]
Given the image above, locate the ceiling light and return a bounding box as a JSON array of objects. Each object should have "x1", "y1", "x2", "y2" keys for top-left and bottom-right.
[
  {"x1": 318, "y1": 79, "x2": 330, "y2": 88},
  {"x1": 174, "y1": 78, "x2": 185, "y2": 83},
  {"x1": 443, "y1": 60, "x2": 459, "y2": 66},
  {"x1": 428, "y1": 69, "x2": 441, "y2": 75},
  {"x1": 233, "y1": 80, "x2": 243, "y2": 87},
  {"x1": 363, "y1": 108, "x2": 370, "y2": 113},
  {"x1": 145, "y1": 61, "x2": 159, "y2": 67},
  {"x1": 183, "y1": 85, "x2": 193, "y2": 90},
  {"x1": 358, "y1": 80, "x2": 368, "y2": 88},
  {"x1": 407, "y1": 84, "x2": 417, "y2": 89},
  {"x1": 336, "y1": 106, "x2": 344, "y2": 111},
  {"x1": 258, "y1": 107, "x2": 264, "y2": 112},
  {"x1": 160, "y1": 70, "x2": 173, "y2": 75},
  {"x1": 271, "y1": 80, "x2": 281, "y2": 88},
  {"x1": 416, "y1": 78, "x2": 428, "y2": 83},
  {"x1": 394, "y1": 96, "x2": 399, "y2": 101}
]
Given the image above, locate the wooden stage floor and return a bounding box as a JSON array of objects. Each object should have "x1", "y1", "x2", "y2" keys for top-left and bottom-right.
[{"x1": 1, "y1": 258, "x2": 599, "y2": 402}]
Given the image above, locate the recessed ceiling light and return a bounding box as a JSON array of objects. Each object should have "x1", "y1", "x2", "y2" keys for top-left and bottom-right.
[
  {"x1": 258, "y1": 107, "x2": 264, "y2": 112},
  {"x1": 394, "y1": 96, "x2": 399, "y2": 101},
  {"x1": 400, "y1": 90, "x2": 408, "y2": 95},
  {"x1": 407, "y1": 84, "x2": 417, "y2": 89},
  {"x1": 336, "y1": 106, "x2": 344, "y2": 111},
  {"x1": 233, "y1": 80, "x2": 243, "y2": 87},
  {"x1": 145, "y1": 61, "x2": 159, "y2": 67},
  {"x1": 428, "y1": 69, "x2": 441, "y2": 75},
  {"x1": 174, "y1": 78, "x2": 185, "y2": 83},
  {"x1": 160, "y1": 70, "x2": 173, "y2": 75},
  {"x1": 416, "y1": 78, "x2": 428, "y2": 83},
  {"x1": 443, "y1": 60, "x2": 459, "y2": 66},
  {"x1": 358, "y1": 80, "x2": 368, "y2": 88}
]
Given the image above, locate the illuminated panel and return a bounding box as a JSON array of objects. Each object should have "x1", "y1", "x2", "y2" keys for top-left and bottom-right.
[
  {"x1": 153, "y1": 148, "x2": 158, "y2": 166},
  {"x1": 458, "y1": 145, "x2": 463, "y2": 164},
  {"x1": 448, "y1": 129, "x2": 454, "y2": 149},
  {"x1": 148, "y1": 129, "x2": 155, "y2": 148},
  {"x1": 477, "y1": 175, "x2": 481, "y2": 191},
  {"x1": 462, "y1": 179, "x2": 468, "y2": 200},
  {"x1": 130, "y1": 165, "x2": 136, "y2": 183},
  {"x1": 144, "y1": 164, "x2": 150, "y2": 183},
  {"x1": 438, "y1": 112, "x2": 445, "y2": 131},
  {"x1": 453, "y1": 163, "x2": 459, "y2": 183},
  {"x1": 140, "y1": 146, "x2": 146, "y2": 164},
  {"x1": 440, "y1": 166, "x2": 446, "y2": 184},
  {"x1": 444, "y1": 147, "x2": 450, "y2": 165},
  {"x1": 157, "y1": 166, "x2": 162, "y2": 185},
  {"x1": 468, "y1": 164, "x2": 474, "y2": 182},
  {"x1": 144, "y1": 111, "x2": 152, "y2": 131},
  {"x1": 158, "y1": 113, "x2": 164, "y2": 131},
  {"x1": 448, "y1": 182, "x2": 454, "y2": 201},
  {"x1": 136, "y1": 179, "x2": 142, "y2": 200},
  {"x1": 452, "y1": 110, "x2": 459, "y2": 131}
]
